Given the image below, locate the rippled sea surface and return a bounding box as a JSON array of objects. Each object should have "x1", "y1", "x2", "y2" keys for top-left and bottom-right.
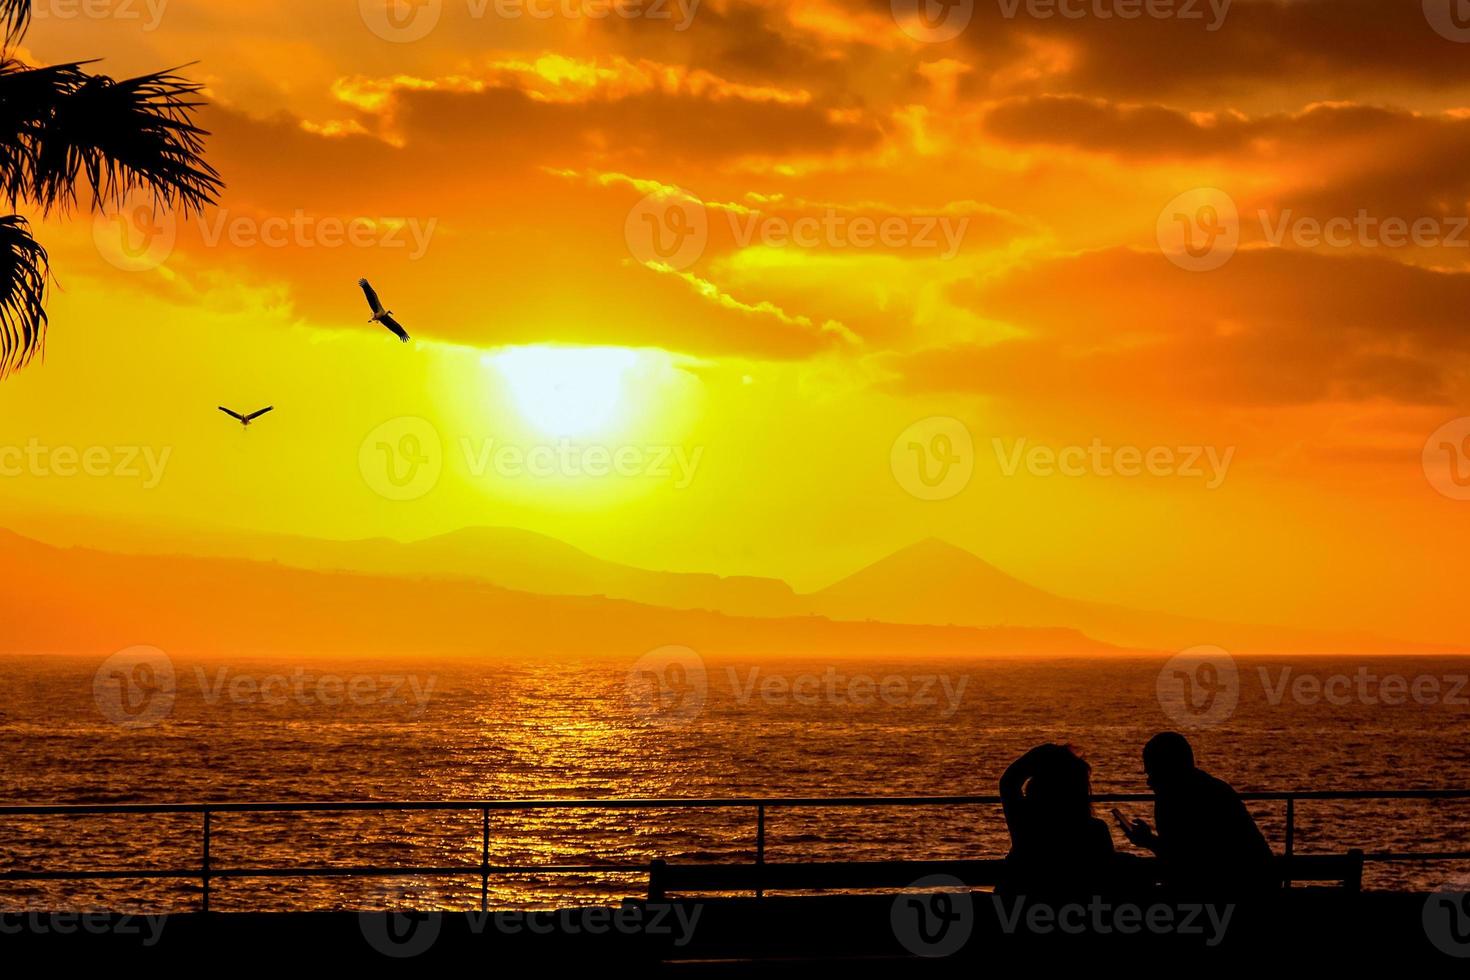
[{"x1": 2, "y1": 652, "x2": 1468, "y2": 909}]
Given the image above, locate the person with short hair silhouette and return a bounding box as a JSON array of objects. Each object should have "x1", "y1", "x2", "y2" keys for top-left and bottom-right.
[
  {"x1": 1115, "y1": 732, "x2": 1276, "y2": 895},
  {"x1": 999, "y1": 743, "x2": 1115, "y2": 897}
]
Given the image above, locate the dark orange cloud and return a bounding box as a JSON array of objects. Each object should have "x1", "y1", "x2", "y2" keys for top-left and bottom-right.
[
  {"x1": 984, "y1": 98, "x2": 1470, "y2": 267},
  {"x1": 884, "y1": 247, "x2": 1470, "y2": 408},
  {"x1": 929, "y1": 0, "x2": 1470, "y2": 100},
  {"x1": 982, "y1": 97, "x2": 1459, "y2": 172}
]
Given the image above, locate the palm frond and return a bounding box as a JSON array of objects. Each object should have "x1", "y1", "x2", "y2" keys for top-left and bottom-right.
[
  {"x1": 0, "y1": 0, "x2": 29, "y2": 46},
  {"x1": 0, "y1": 62, "x2": 75, "y2": 204},
  {"x1": 0, "y1": 59, "x2": 222, "y2": 216},
  {"x1": 0, "y1": 213, "x2": 47, "y2": 377},
  {"x1": 0, "y1": 33, "x2": 222, "y2": 379}
]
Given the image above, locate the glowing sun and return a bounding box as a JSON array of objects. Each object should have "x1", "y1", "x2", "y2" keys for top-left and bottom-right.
[{"x1": 486, "y1": 345, "x2": 641, "y2": 437}]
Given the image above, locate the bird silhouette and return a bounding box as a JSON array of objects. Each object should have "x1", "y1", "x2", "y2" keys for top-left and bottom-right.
[
  {"x1": 359, "y1": 278, "x2": 409, "y2": 342},
  {"x1": 218, "y1": 406, "x2": 274, "y2": 428}
]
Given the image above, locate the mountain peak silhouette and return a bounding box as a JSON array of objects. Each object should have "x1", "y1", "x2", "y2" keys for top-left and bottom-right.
[
  {"x1": 821, "y1": 538, "x2": 1051, "y2": 600},
  {"x1": 809, "y1": 538, "x2": 1064, "y2": 628},
  {"x1": 806, "y1": 536, "x2": 1458, "y2": 654},
  {"x1": 887, "y1": 537, "x2": 1008, "y2": 568}
]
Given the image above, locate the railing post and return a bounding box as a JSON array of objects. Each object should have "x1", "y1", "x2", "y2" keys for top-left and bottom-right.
[
  {"x1": 481, "y1": 808, "x2": 490, "y2": 912},
  {"x1": 755, "y1": 804, "x2": 765, "y2": 900},
  {"x1": 202, "y1": 809, "x2": 212, "y2": 913},
  {"x1": 1283, "y1": 796, "x2": 1295, "y2": 889}
]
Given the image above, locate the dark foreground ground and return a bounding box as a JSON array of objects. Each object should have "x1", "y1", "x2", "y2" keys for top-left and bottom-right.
[{"x1": 2, "y1": 891, "x2": 1463, "y2": 968}]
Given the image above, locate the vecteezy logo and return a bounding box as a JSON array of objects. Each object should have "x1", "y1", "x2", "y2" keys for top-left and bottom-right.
[
  {"x1": 358, "y1": 882, "x2": 443, "y2": 958},
  {"x1": 891, "y1": 875, "x2": 974, "y2": 957},
  {"x1": 624, "y1": 190, "x2": 709, "y2": 271},
  {"x1": 359, "y1": 417, "x2": 443, "y2": 501},
  {"x1": 891, "y1": 0, "x2": 974, "y2": 43},
  {"x1": 1157, "y1": 188, "x2": 1239, "y2": 272},
  {"x1": 1423, "y1": 417, "x2": 1470, "y2": 501},
  {"x1": 1424, "y1": 879, "x2": 1470, "y2": 957},
  {"x1": 891, "y1": 416, "x2": 974, "y2": 501},
  {"x1": 1424, "y1": 0, "x2": 1470, "y2": 42},
  {"x1": 1156, "y1": 645, "x2": 1240, "y2": 729},
  {"x1": 359, "y1": 0, "x2": 443, "y2": 42},
  {"x1": 93, "y1": 645, "x2": 177, "y2": 728},
  {"x1": 92, "y1": 190, "x2": 177, "y2": 272},
  {"x1": 625, "y1": 645, "x2": 709, "y2": 727}
]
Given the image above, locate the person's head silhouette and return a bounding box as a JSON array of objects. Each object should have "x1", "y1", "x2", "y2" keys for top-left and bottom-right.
[
  {"x1": 1143, "y1": 731, "x2": 1196, "y2": 791},
  {"x1": 1025, "y1": 743, "x2": 1094, "y2": 820}
]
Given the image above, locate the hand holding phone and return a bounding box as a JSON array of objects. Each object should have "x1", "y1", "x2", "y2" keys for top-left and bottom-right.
[{"x1": 1111, "y1": 808, "x2": 1151, "y2": 846}]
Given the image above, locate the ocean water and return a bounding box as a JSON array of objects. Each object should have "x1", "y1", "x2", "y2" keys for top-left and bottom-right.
[{"x1": 1, "y1": 652, "x2": 1468, "y2": 909}]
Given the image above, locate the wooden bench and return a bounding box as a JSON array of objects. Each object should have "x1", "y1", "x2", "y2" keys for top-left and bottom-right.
[
  {"x1": 1279, "y1": 851, "x2": 1364, "y2": 891},
  {"x1": 647, "y1": 850, "x2": 1364, "y2": 901}
]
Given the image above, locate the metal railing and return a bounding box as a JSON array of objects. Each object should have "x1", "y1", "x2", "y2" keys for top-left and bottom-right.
[{"x1": 2, "y1": 789, "x2": 1468, "y2": 911}]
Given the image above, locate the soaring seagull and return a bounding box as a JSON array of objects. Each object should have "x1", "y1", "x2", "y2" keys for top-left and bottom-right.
[
  {"x1": 358, "y1": 278, "x2": 409, "y2": 342},
  {"x1": 218, "y1": 406, "x2": 274, "y2": 428}
]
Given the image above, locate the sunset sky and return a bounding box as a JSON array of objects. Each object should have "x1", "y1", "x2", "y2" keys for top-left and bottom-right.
[{"x1": 2, "y1": 0, "x2": 1469, "y2": 647}]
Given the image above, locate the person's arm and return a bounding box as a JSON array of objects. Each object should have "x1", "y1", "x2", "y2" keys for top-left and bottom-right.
[
  {"x1": 1000, "y1": 746, "x2": 1057, "y2": 805},
  {"x1": 998, "y1": 752, "x2": 1034, "y2": 806},
  {"x1": 999, "y1": 748, "x2": 1045, "y2": 846}
]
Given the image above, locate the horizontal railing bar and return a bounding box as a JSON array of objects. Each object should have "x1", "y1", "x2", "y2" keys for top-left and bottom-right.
[
  {"x1": 0, "y1": 798, "x2": 1004, "y2": 815},
  {"x1": 215, "y1": 865, "x2": 653, "y2": 879},
  {"x1": 3, "y1": 789, "x2": 1470, "y2": 816},
  {"x1": 1244, "y1": 789, "x2": 1470, "y2": 802},
  {"x1": 0, "y1": 864, "x2": 660, "y2": 882},
  {"x1": 0, "y1": 869, "x2": 201, "y2": 882}
]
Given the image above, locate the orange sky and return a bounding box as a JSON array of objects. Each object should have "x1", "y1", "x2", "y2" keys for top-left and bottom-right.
[{"x1": 1, "y1": 1, "x2": 1469, "y2": 647}]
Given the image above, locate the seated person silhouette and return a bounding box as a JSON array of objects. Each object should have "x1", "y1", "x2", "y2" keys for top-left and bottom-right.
[
  {"x1": 999, "y1": 743, "x2": 1116, "y2": 897},
  {"x1": 1115, "y1": 732, "x2": 1276, "y2": 896}
]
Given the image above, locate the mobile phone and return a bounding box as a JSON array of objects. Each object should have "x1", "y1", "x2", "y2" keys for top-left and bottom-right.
[{"x1": 1110, "y1": 808, "x2": 1130, "y2": 829}]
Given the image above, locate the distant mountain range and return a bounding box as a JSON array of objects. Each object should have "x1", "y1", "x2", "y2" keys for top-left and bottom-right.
[
  {"x1": 3, "y1": 523, "x2": 1459, "y2": 656},
  {"x1": 0, "y1": 528, "x2": 1116, "y2": 659}
]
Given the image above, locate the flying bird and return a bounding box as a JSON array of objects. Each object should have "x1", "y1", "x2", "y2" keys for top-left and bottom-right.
[
  {"x1": 359, "y1": 278, "x2": 409, "y2": 342},
  {"x1": 218, "y1": 406, "x2": 274, "y2": 428}
]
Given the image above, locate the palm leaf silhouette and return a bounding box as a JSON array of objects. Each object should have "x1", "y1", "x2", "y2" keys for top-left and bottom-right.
[
  {"x1": 0, "y1": 0, "x2": 29, "y2": 44},
  {"x1": 0, "y1": 214, "x2": 46, "y2": 375},
  {"x1": 0, "y1": 2, "x2": 222, "y2": 377}
]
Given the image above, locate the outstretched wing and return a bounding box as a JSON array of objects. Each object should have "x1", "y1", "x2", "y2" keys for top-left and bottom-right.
[
  {"x1": 358, "y1": 278, "x2": 384, "y2": 315},
  {"x1": 380, "y1": 315, "x2": 410, "y2": 343},
  {"x1": 245, "y1": 406, "x2": 274, "y2": 422},
  {"x1": 218, "y1": 406, "x2": 246, "y2": 422}
]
